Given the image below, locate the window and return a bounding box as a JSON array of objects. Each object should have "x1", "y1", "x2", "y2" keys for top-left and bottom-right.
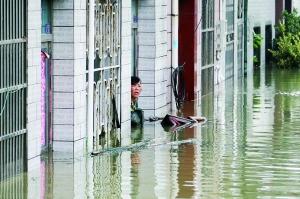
[{"x1": 201, "y1": 0, "x2": 214, "y2": 68}]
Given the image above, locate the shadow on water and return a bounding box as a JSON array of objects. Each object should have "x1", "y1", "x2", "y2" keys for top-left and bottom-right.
[{"x1": 3, "y1": 68, "x2": 300, "y2": 198}]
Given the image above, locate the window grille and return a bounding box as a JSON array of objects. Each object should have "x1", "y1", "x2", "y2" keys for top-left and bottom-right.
[{"x1": 0, "y1": 0, "x2": 27, "y2": 180}]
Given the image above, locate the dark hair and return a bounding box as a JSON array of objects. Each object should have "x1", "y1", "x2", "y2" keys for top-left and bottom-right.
[{"x1": 131, "y1": 76, "x2": 141, "y2": 85}]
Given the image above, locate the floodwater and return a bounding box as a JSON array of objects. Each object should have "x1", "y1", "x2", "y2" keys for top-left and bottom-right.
[{"x1": 2, "y1": 68, "x2": 300, "y2": 198}]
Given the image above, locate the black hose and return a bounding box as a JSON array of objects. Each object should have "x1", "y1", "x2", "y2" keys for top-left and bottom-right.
[{"x1": 172, "y1": 64, "x2": 186, "y2": 110}]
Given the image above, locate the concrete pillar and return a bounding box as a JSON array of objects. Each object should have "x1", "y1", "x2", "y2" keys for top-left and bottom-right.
[
  {"x1": 27, "y1": 0, "x2": 42, "y2": 159},
  {"x1": 52, "y1": 0, "x2": 86, "y2": 152},
  {"x1": 121, "y1": 0, "x2": 132, "y2": 127},
  {"x1": 137, "y1": 0, "x2": 169, "y2": 118}
]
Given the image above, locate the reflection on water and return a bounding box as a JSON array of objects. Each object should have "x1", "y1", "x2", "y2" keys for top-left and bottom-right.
[{"x1": 2, "y1": 68, "x2": 300, "y2": 198}]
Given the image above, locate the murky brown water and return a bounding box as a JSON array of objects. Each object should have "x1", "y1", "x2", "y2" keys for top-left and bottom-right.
[{"x1": 2, "y1": 68, "x2": 300, "y2": 198}]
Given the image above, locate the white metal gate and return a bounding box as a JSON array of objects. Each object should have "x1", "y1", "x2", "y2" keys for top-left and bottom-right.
[
  {"x1": 92, "y1": 0, "x2": 121, "y2": 150},
  {"x1": 0, "y1": 0, "x2": 27, "y2": 180}
]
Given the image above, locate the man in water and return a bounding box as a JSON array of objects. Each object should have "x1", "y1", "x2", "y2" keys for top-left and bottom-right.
[{"x1": 131, "y1": 76, "x2": 144, "y2": 126}]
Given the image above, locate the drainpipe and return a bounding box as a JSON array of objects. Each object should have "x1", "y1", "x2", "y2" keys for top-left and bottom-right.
[
  {"x1": 88, "y1": 0, "x2": 95, "y2": 151},
  {"x1": 171, "y1": 0, "x2": 179, "y2": 110},
  {"x1": 244, "y1": 0, "x2": 248, "y2": 74}
]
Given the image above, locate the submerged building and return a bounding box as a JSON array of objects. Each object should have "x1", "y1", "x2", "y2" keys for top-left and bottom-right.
[{"x1": 0, "y1": 0, "x2": 252, "y2": 182}]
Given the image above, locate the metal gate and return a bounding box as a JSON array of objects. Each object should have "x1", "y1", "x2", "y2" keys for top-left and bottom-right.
[
  {"x1": 92, "y1": 0, "x2": 121, "y2": 150},
  {"x1": 0, "y1": 0, "x2": 27, "y2": 179}
]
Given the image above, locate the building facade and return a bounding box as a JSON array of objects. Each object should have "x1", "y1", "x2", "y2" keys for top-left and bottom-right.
[
  {"x1": 247, "y1": 0, "x2": 297, "y2": 71},
  {"x1": 248, "y1": 0, "x2": 276, "y2": 70},
  {"x1": 0, "y1": 0, "x2": 249, "y2": 167}
]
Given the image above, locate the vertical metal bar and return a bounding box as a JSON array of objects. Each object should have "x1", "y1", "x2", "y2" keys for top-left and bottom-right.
[
  {"x1": 21, "y1": 89, "x2": 23, "y2": 131},
  {"x1": 0, "y1": 46, "x2": 2, "y2": 137},
  {"x1": 0, "y1": 141, "x2": 2, "y2": 180},
  {"x1": 1, "y1": 45, "x2": 2, "y2": 88},
  {"x1": 12, "y1": 44, "x2": 15, "y2": 135},
  {"x1": 13, "y1": 0, "x2": 16, "y2": 39},
  {"x1": 4, "y1": 43, "x2": 6, "y2": 89},
  {"x1": 10, "y1": 0, "x2": 12, "y2": 40},
  {"x1": 0, "y1": 0, "x2": 3, "y2": 40},
  {"x1": 88, "y1": 0, "x2": 95, "y2": 151},
  {"x1": 3, "y1": 0, "x2": 6, "y2": 40},
  {"x1": 9, "y1": 45, "x2": 12, "y2": 134},
  {"x1": 6, "y1": 139, "x2": 9, "y2": 179},
  {"x1": 16, "y1": 0, "x2": 19, "y2": 39},
  {"x1": 0, "y1": 92, "x2": 2, "y2": 138},
  {"x1": 17, "y1": 88, "x2": 19, "y2": 132},
  {"x1": 16, "y1": 90, "x2": 19, "y2": 134},
  {"x1": 13, "y1": 44, "x2": 16, "y2": 90},
  {"x1": 5, "y1": 47, "x2": 8, "y2": 135},
  {"x1": 21, "y1": 0, "x2": 24, "y2": 38}
]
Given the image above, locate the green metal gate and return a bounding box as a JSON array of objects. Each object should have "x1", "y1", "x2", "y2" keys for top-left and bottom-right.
[{"x1": 0, "y1": 0, "x2": 27, "y2": 180}]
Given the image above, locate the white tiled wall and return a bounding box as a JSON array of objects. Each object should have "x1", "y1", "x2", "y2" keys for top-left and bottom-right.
[
  {"x1": 137, "y1": 0, "x2": 171, "y2": 118},
  {"x1": 27, "y1": 0, "x2": 42, "y2": 159},
  {"x1": 52, "y1": 0, "x2": 86, "y2": 152}
]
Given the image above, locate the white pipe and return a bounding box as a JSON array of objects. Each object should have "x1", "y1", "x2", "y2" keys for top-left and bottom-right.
[
  {"x1": 88, "y1": 0, "x2": 95, "y2": 151},
  {"x1": 172, "y1": 0, "x2": 179, "y2": 69},
  {"x1": 171, "y1": 0, "x2": 179, "y2": 112},
  {"x1": 172, "y1": 0, "x2": 178, "y2": 68}
]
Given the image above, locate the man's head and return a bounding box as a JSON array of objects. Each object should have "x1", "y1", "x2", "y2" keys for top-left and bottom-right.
[{"x1": 131, "y1": 76, "x2": 142, "y2": 102}]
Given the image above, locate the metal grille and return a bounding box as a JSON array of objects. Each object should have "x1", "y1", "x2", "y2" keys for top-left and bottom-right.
[
  {"x1": 92, "y1": 0, "x2": 121, "y2": 150},
  {"x1": 0, "y1": 0, "x2": 27, "y2": 176}
]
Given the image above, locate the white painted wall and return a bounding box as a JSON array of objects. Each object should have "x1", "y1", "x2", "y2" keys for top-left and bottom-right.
[{"x1": 293, "y1": 0, "x2": 300, "y2": 11}]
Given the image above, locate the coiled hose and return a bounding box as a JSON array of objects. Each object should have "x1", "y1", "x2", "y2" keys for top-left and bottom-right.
[{"x1": 172, "y1": 64, "x2": 186, "y2": 110}]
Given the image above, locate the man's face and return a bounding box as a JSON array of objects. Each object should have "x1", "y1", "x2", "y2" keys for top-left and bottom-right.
[{"x1": 131, "y1": 82, "x2": 142, "y2": 101}]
